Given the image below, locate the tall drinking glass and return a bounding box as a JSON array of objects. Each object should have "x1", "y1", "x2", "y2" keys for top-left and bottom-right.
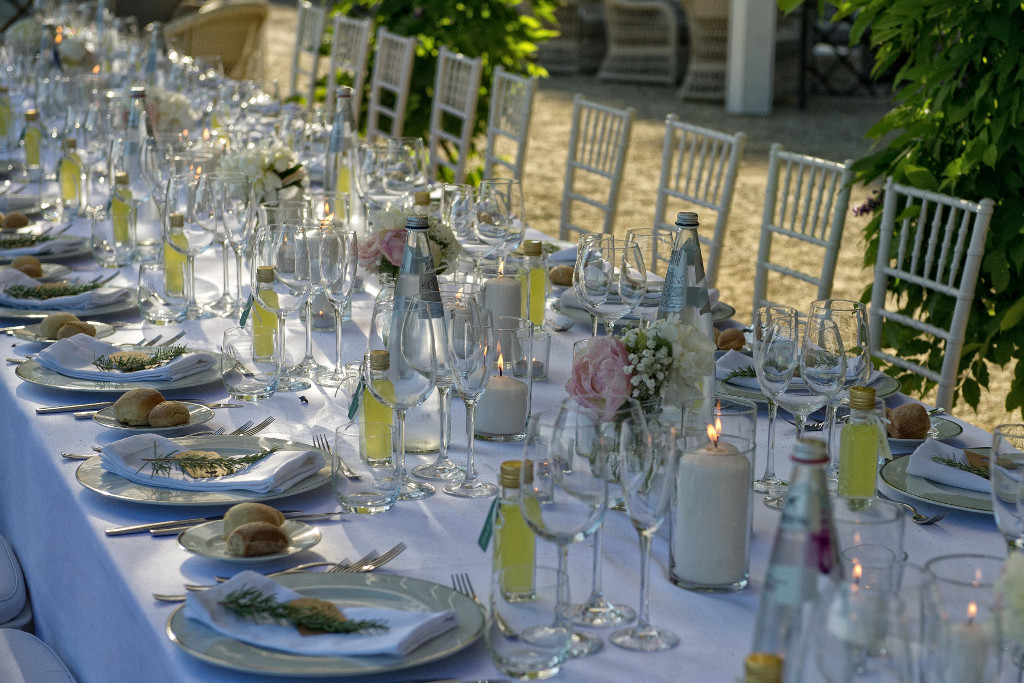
[
  {"x1": 209, "y1": 172, "x2": 253, "y2": 317},
  {"x1": 317, "y1": 221, "x2": 358, "y2": 387},
  {"x1": 752, "y1": 304, "x2": 798, "y2": 493}
]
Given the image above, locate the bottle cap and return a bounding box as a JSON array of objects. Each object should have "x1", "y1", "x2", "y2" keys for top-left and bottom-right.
[
  {"x1": 168, "y1": 213, "x2": 184, "y2": 228},
  {"x1": 62, "y1": 138, "x2": 76, "y2": 150},
  {"x1": 406, "y1": 214, "x2": 429, "y2": 230},
  {"x1": 848, "y1": 386, "x2": 877, "y2": 411},
  {"x1": 114, "y1": 172, "x2": 129, "y2": 186},
  {"x1": 501, "y1": 460, "x2": 533, "y2": 488},
  {"x1": 255, "y1": 265, "x2": 275, "y2": 283},
  {"x1": 130, "y1": 85, "x2": 146, "y2": 97},
  {"x1": 0, "y1": 85, "x2": 8, "y2": 94},
  {"x1": 369, "y1": 349, "x2": 390, "y2": 371},
  {"x1": 522, "y1": 240, "x2": 542, "y2": 257},
  {"x1": 791, "y1": 438, "x2": 828, "y2": 464},
  {"x1": 744, "y1": 652, "x2": 782, "y2": 683},
  {"x1": 675, "y1": 211, "x2": 699, "y2": 227},
  {"x1": 336, "y1": 86, "x2": 353, "y2": 100},
  {"x1": 25, "y1": 109, "x2": 39, "y2": 122},
  {"x1": 413, "y1": 191, "x2": 431, "y2": 207}
]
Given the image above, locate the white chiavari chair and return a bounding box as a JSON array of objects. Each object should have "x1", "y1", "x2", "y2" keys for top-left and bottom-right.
[
  {"x1": 324, "y1": 14, "x2": 371, "y2": 124},
  {"x1": 365, "y1": 26, "x2": 417, "y2": 141},
  {"x1": 287, "y1": 0, "x2": 327, "y2": 110},
  {"x1": 427, "y1": 46, "x2": 482, "y2": 184},
  {"x1": 483, "y1": 66, "x2": 537, "y2": 180}
]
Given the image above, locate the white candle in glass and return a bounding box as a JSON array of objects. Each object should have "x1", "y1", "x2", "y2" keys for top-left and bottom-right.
[
  {"x1": 941, "y1": 602, "x2": 992, "y2": 683},
  {"x1": 483, "y1": 274, "x2": 521, "y2": 320},
  {"x1": 825, "y1": 564, "x2": 884, "y2": 648},
  {"x1": 474, "y1": 353, "x2": 527, "y2": 435}
]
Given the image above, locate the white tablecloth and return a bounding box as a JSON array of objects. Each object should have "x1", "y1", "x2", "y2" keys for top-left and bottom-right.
[{"x1": 0, "y1": 221, "x2": 1004, "y2": 683}]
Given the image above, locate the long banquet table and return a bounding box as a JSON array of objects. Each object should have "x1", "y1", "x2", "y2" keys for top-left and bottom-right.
[{"x1": 0, "y1": 219, "x2": 1007, "y2": 682}]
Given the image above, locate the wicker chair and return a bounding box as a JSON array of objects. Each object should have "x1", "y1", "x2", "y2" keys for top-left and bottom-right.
[
  {"x1": 598, "y1": 0, "x2": 680, "y2": 85},
  {"x1": 324, "y1": 14, "x2": 371, "y2": 124},
  {"x1": 163, "y1": 0, "x2": 268, "y2": 82},
  {"x1": 536, "y1": 0, "x2": 607, "y2": 74},
  {"x1": 678, "y1": 0, "x2": 729, "y2": 101}
]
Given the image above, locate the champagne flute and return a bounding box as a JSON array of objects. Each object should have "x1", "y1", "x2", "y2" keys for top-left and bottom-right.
[
  {"x1": 443, "y1": 300, "x2": 496, "y2": 497},
  {"x1": 286, "y1": 217, "x2": 330, "y2": 381},
  {"x1": 520, "y1": 398, "x2": 611, "y2": 658},
  {"x1": 163, "y1": 169, "x2": 217, "y2": 320},
  {"x1": 610, "y1": 416, "x2": 679, "y2": 652},
  {"x1": 752, "y1": 304, "x2": 799, "y2": 493},
  {"x1": 317, "y1": 220, "x2": 358, "y2": 387},
  {"x1": 364, "y1": 297, "x2": 438, "y2": 500},
  {"x1": 209, "y1": 172, "x2": 252, "y2": 317}
]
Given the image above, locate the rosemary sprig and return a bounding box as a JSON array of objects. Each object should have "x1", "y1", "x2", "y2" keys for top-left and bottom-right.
[
  {"x1": 139, "y1": 447, "x2": 279, "y2": 478},
  {"x1": 726, "y1": 365, "x2": 757, "y2": 381},
  {"x1": 0, "y1": 234, "x2": 51, "y2": 250},
  {"x1": 220, "y1": 588, "x2": 388, "y2": 635},
  {"x1": 5, "y1": 282, "x2": 100, "y2": 300},
  {"x1": 932, "y1": 455, "x2": 989, "y2": 479},
  {"x1": 92, "y1": 345, "x2": 189, "y2": 372}
]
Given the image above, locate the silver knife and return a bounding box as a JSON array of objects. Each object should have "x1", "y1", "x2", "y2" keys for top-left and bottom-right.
[
  {"x1": 72, "y1": 403, "x2": 243, "y2": 419},
  {"x1": 104, "y1": 509, "x2": 307, "y2": 536},
  {"x1": 148, "y1": 511, "x2": 344, "y2": 536}
]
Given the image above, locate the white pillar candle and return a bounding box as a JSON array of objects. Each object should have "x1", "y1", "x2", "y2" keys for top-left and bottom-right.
[
  {"x1": 475, "y1": 374, "x2": 527, "y2": 435},
  {"x1": 941, "y1": 604, "x2": 992, "y2": 683},
  {"x1": 825, "y1": 567, "x2": 884, "y2": 648},
  {"x1": 484, "y1": 276, "x2": 521, "y2": 320},
  {"x1": 672, "y1": 434, "x2": 751, "y2": 586}
]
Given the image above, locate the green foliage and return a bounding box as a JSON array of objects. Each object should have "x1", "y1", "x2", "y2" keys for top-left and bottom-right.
[
  {"x1": 327, "y1": 1, "x2": 558, "y2": 184},
  {"x1": 792, "y1": 0, "x2": 1024, "y2": 416}
]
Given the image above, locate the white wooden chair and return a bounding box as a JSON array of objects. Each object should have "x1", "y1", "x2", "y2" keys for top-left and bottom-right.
[
  {"x1": 752, "y1": 144, "x2": 854, "y2": 313},
  {"x1": 163, "y1": 0, "x2": 268, "y2": 82},
  {"x1": 287, "y1": 0, "x2": 327, "y2": 109},
  {"x1": 598, "y1": 0, "x2": 680, "y2": 85},
  {"x1": 324, "y1": 14, "x2": 371, "y2": 124},
  {"x1": 558, "y1": 95, "x2": 635, "y2": 241},
  {"x1": 365, "y1": 26, "x2": 417, "y2": 141},
  {"x1": 482, "y1": 67, "x2": 537, "y2": 180},
  {"x1": 653, "y1": 114, "x2": 746, "y2": 287},
  {"x1": 869, "y1": 178, "x2": 994, "y2": 412},
  {"x1": 427, "y1": 47, "x2": 482, "y2": 184}
]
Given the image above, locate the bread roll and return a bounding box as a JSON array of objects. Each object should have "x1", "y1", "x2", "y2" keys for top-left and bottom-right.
[
  {"x1": 39, "y1": 312, "x2": 80, "y2": 338},
  {"x1": 112, "y1": 388, "x2": 165, "y2": 425},
  {"x1": 174, "y1": 450, "x2": 226, "y2": 478},
  {"x1": 887, "y1": 403, "x2": 931, "y2": 439},
  {"x1": 717, "y1": 328, "x2": 745, "y2": 351},
  {"x1": 147, "y1": 400, "x2": 190, "y2": 427},
  {"x1": 225, "y1": 521, "x2": 289, "y2": 557},
  {"x1": 548, "y1": 265, "x2": 573, "y2": 286},
  {"x1": 287, "y1": 597, "x2": 347, "y2": 635},
  {"x1": 222, "y1": 502, "x2": 286, "y2": 539},
  {"x1": 10, "y1": 255, "x2": 42, "y2": 277},
  {"x1": 55, "y1": 320, "x2": 96, "y2": 339},
  {"x1": 0, "y1": 211, "x2": 30, "y2": 229}
]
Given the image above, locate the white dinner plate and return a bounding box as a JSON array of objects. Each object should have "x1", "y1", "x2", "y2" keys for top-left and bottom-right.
[
  {"x1": 92, "y1": 402, "x2": 215, "y2": 433},
  {"x1": 9, "y1": 321, "x2": 115, "y2": 344},
  {"x1": 552, "y1": 299, "x2": 736, "y2": 331},
  {"x1": 0, "y1": 236, "x2": 91, "y2": 263},
  {"x1": 75, "y1": 436, "x2": 330, "y2": 506},
  {"x1": 0, "y1": 262, "x2": 71, "y2": 281},
  {"x1": 888, "y1": 415, "x2": 964, "y2": 449},
  {"x1": 0, "y1": 290, "x2": 136, "y2": 319},
  {"x1": 15, "y1": 349, "x2": 224, "y2": 393},
  {"x1": 717, "y1": 373, "x2": 901, "y2": 404},
  {"x1": 166, "y1": 572, "x2": 486, "y2": 677},
  {"x1": 177, "y1": 519, "x2": 322, "y2": 563},
  {"x1": 879, "y1": 453, "x2": 991, "y2": 514}
]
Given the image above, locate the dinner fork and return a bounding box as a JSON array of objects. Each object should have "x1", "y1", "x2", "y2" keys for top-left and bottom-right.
[
  {"x1": 312, "y1": 432, "x2": 360, "y2": 480},
  {"x1": 141, "y1": 334, "x2": 163, "y2": 347},
  {"x1": 157, "y1": 330, "x2": 186, "y2": 347},
  {"x1": 877, "y1": 491, "x2": 947, "y2": 525},
  {"x1": 336, "y1": 542, "x2": 406, "y2": 573},
  {"x1": 227, "y1": 420, "x2": 254, "y2": 436},
  {"x1": 240, "y1": 416, "x2": 274, "y2": 435},
  {"x1": 451, "y1": 572, "x2": 481, "y2": 605}
]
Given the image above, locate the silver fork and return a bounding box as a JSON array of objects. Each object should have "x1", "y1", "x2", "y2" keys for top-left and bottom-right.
[
  {"x1": 240, "y1": 416, "x2": 274, "y2": 435},
  {"x1": 328, "y1": 548, "x2": 379, "y2": 574},
  {"x1": 141, "y1": 334, "x2": 163, "y2": 347},
  {"x1": 337, "y1": 542, "x2": 406, "y2": 573},
  {"x1": 157, "y1": 330, "x2": 186, "y2": 347},
  {"x1": 313, "y1": 432, "x2": 360, "y2": 480},
  {"x1": 452, "y1": 572, "x2": 481, "y2": 605},
  {"x1": 877, "y1": 491, "x2": 947, "y2": 525},
  {"x1": 228, "y1": 420, "x2": 254, "y2": 436}
]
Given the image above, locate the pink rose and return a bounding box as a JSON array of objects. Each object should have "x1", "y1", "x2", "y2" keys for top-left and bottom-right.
[
  {"x1": 357, "y1": 232, "x2": 382, "y2": 270},
  {"x1": 565, "y1": 337, "x2": 632, "y2": 421},
  {"x1": 379, "y1": 228, "x2": 407, "y2": 267}
]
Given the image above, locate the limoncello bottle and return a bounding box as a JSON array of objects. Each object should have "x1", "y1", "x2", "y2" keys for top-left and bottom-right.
[
  {"x1": 0, "y1": 86, "x2": 12, "y2": 152},
  {"x1": 164, "y1": 213, "x2": 188, "y2": 295},
  {"x1": 492, "y1": 459, "x2": 536, "y2": 600},
  {"x1": 111, "y1": 172, "x2": 133, "y2": 243},
  {"x1": 58, "y1": 138, "x2": 84, "y2": 215},
  {"x1": 20, "y1": 109, "x2": 44, "y2": 171},
  {"x1": 252, "y1": 266, "x2": 280, "y2": 360},
  {"x1": 837, "y1": 386, "x2": 888, "y2": 497},
  {"x1": 360, "y1": 349, "x2": 395, "y2": 463},
  {"x1": 520, "y1": 239, "x2": 549, "y2": 328}
]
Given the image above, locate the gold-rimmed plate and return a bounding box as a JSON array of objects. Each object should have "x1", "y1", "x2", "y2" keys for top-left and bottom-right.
[
  {"x1": 879, "y1": 454, "x2": 991, "y2": 514},
  {"x1": 717, "y1": 373, "x2": 902, "y2": 404},
  {"x1": 92, "y1": 402, "x2": 215, "y2": 433},
  {"x1": 166, "y1": 572, "x2": 485, "y2": 677},
  {"x1": 14, "y1": 349, "x2": 224, "y2": 392},
  {"x1": 10, "y1": 321, "x2": 116, "y2": 344},
  {"x1": 177, "y1": 519, "x2": 322, "y2": 563}
]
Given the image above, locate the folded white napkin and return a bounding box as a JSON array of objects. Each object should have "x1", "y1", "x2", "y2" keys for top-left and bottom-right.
[
  {"x1": 100, "y1": 434, "x2": 325, "y2": 493},
  {"x1": 0, "y1": 236, "x2": 84, "y2": 257},
  {"x1": 905, "y1": 438, "x2": 989, "y2": 493},
  {"x1": 551, "y1": 246, "x2": 577, "y2": 264},
  {"x1": 0, "y1": 269, "x2": 129, "y2": 310},
  {"x1": 716, "y1": 349, "x2": 760, "y2": 389},
  {"x1": 185, "y1": 571, "x2": 459, "y2": 657},
  {"x1": 35, "y1": 335, "x2": 215, "y2": 382}
]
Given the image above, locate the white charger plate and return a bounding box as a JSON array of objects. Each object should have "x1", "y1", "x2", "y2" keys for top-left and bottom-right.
[
  {"x1": 888, "y1": 415, "x2": 964, "y2": 449},
  {"x1": 0, "y1": 236, "x2": 90, "y2": 263},
  {"x1": 177, "y1": 519, "x2": 322, "y2": 563},
  {"x1": 0, "y1": 262, "x2": 71, "y2": 281},
  {"x1": 10, "y1": 321, "x2": 115, "y2": 344},
  {"x1": 15, "y1": 349, "x2": 224, "y2": 392},
  {"x1": 92, "y1": 402, "x2": 215, "y2": 433},
  {"x1": 879, "y1": 454, "x2": 991, "y2": 514}
]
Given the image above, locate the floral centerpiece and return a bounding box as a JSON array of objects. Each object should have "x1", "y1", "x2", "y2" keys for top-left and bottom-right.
[
  {"x1": 147, "y1": 88, "x2": 197, "y2": 134},
  {"x1": 218, "y1": 139, "x2": 306, "y2": 201},
  {"x1": 567, "y1": 314, "x2": 716, "y2": 420},
  {"x1": 357, "y1": 205, "x2": 460, "y2": 276}
]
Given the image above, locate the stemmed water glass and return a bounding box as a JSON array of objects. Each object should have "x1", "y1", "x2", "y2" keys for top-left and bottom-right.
[
  {"x1": 443, "y1": 300, "x2": 496, "y2": 498},
  {"x1": 477, "y1": 178, "x2": 525, "y2": 269},
  {"x1": 382, "y1": 137, "x2": 429, "y2": 199},
  {"x1": 287, "y1": 218, "x2": 329, "y2": 382},
  {"x1": 443, "y1": 184, "x2": 493, "y2": 270},
  {"x1": 752, "y1": 304, "x2": 799, "y2": 493},
  {"x1": 573, "y1": 236, "x2": 646, "y2": 336},
  {"x1": 250, "y1": 223, "x2": 314, "y2": 392},
  {"x1": 317, "y1": 221, "x2": 358, "y2": 388},
  {"x1": 164, "y1": 169, "x2": 217, "y2": 320},
  {"x1": 610, "y1": 416, "x2": 679, "y2": 652},
  {"x1": 520, "y1": 398, "x2": 611, "y2": 658},
  {"x1": 209, "y1": 172, "x2": 252, "y2": 317},
  {"x1": 364, "y1": 298, "x2": 438, "y2": 500}
]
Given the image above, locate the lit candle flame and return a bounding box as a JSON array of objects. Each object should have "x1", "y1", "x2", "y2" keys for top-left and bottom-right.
[
  {"x1": 496, "y1": 344, "x2": 504, "y2": 377},
  {"x1": 194, "y1": 166, "x2": 202, "y2": 180},
  {"x1": 968, "y1": 601, "x2": 978, "y2": 624},
  {"x1": 92, "y1": 64, "x2": 100, "y2": 74},
  {"x1": 182, "y1": 129, "x2": 189, "y2": 139},
  {"x1": 706, "y1": 422, "x2": 719, "y2": 448},
  {"x1": 852, "y1": 562, "x2": 862, "y2": 582},
  {"x1": 202, "y1": 128, "x2": 211, "y2": 142}
]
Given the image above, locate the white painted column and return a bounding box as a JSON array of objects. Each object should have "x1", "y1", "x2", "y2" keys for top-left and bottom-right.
[{"x1": 725, "y1": 0, "x2": 778, "y2": 115}]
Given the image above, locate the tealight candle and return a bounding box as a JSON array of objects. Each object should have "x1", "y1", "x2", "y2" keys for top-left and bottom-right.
[{"x1": 825, "y1": 565, "x2": 884, "y2": 648}]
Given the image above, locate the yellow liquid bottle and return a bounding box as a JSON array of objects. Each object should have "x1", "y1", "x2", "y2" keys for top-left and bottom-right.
[
  {"x1": 21, "y1": 109, "x2": 43, "y2": 169},
  {"x1": 111, "y1": 172, "x2": 133, "y2": 243},
  {"x1": 252, "y1": 266, "x2": 280, "y2": 359},
  {"x1": 0, "y1": 86, "x2": 11, "y2": 144},
  {"x1": 164, "y1": 213, "x2": 188, "y2": 296},
  {"x1": 335, "y1": 164, "x2": 351, "y2": 196},
  {"x1": 837, "y1": 386, "x2": 882, "y2": 497},
  {"x1": 493, "y1": 460, "x2": 536, "y2": 600},
  {"x1": 360, "y1": 350, "x2": 395, "y2": 463},
  {"x1": 520, "y1": 240, "x2": 548, "y2": 327},
  {"x1": 59, "y1": 138, "x2": 83, "y2": 204}
]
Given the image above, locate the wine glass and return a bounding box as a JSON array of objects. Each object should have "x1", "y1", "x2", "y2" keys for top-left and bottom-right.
[
  {"x1": 283, "y1": 218, "x2": 330, "y2": 382},
  {"x1": 354, "y1": 141, "x2": 388, "y2": 211},
  {"x1": 364, "y1": 297, "x2": 438, "y2": 500},
  {"x1": 382, "y1": 137, "x2": 429, "y2": 198},
  {"x1": 164, "y1": 169, "x2": 217, "y2": 320},
  {"x1": 520, "y1": 398, "x2": 610, "y2": 658},
  {"x1": 443, "y1": 299, "x2": 496, "y2": 497},
  {"x1": 250, "y1": 223, "x2": 314, "y2": 392},
  {"x1": 624, "y1": 228, "x2": 673, "y2": 328},
  {"x1": 477, "y1": 178, "x2": 525, "y2": 269},
  {"x1": 752, "y1": 304, "x2": 799, "y2": 493},
  {"x1": 573, "y1": 234, "x2": 615, "y2": 337},
  {"x1": 443, "y1": 183, "x2": 493, "y2": 270},
  {"x1": 317, "y1": 220, "x2": 358, "y2": 388},
  {"x1": 612, "y1": 240, "x2": 648, "y2": 330},
  {"x1": 209, "y1": 172, "x2": 252, "y2": 317},
  {"x1": 610, "y1": 416, "x2": 679, "y2": 652}
]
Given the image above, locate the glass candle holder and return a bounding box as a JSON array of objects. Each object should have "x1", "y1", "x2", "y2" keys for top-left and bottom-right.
[
  {"x1": 514, "y1": 329, "x2": 549, "y2": 381},
  {"x1": 475, "y1": 316, "x2": 532, "y2": 442}
]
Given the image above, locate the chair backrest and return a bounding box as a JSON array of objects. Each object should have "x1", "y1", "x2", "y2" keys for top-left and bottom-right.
[
  {"x1": 427, "y1": 47, "x2": 483, "y2": 184},
  {"x1": 558, "y1": 95, "x2": 635, "y2": 241},
  {"x1": 365, "y1": 26, "x2": 417, "y2": 141},
  {"x1": 598, "y1": 0, "x2": 679, "y2": 85},
  {"x1": 752, "y1": 143, "x2": 853, "y2": 314},
  {"x1": 869, "y1": 178, "x2": 994, "y2": 411},
  {"x1": 324, "y1": 14, "x2": 372, "y2": 125},
  {"x1": 163, "y1": 0, "x2": 268, "y2": 81},
  {"x1": 653, "y1": 114, "x2": 746, "y2": 287},
  {"x1": 483, "y1": 66, "x2": 537, "y2": 180},
  {"x1": 288, "y1": 0, "x2": 327, "y2": 109}
]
